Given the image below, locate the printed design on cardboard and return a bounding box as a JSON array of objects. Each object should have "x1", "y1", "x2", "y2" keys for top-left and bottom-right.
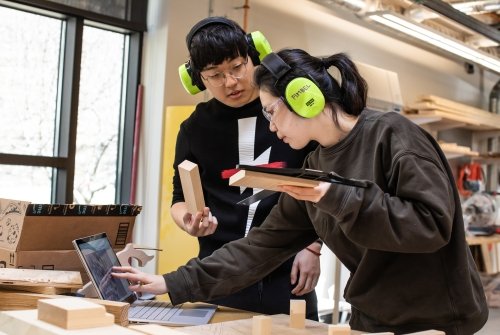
[{"x1": 0, "y1": 200, "x2": 28, "y2": 246}]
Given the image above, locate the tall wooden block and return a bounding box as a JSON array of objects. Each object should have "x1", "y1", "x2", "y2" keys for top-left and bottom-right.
[
  {"x1": 328, "y1": 324, "x2": 351, "y2": 334},
  {"x1": 252, "y1": 315, "x2": 272, "y2": 335},
  {"x1": 178, "y1": 160, "x2": 205, "y2": 214},
  {"x1": 289, "y1": 299, "x2": 306, "y2": 329},
  {"x1": 37, "y1": 297, "x2": 114, "y2": 329}
]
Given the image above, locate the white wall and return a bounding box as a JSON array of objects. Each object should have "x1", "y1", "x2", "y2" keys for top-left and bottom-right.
[{"x1": 135, "y1": 0, "x2": 499, "y2": 278}]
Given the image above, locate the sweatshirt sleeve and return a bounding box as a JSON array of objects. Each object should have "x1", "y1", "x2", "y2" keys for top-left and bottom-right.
[
  {"x1": 164, "y1": 194, "x2": 319, "y2": 305},
  {"x1": 315, "y1": 152, "x2": 455, "y2": 253}
]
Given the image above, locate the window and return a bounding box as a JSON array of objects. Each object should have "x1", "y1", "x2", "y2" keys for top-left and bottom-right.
[{"x1": 0, "y1": 0, "x2": 145, "y2": 204}]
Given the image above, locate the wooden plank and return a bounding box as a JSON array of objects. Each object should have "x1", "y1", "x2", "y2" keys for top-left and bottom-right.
[
  {"x1": 0, "y1": 269, "x2": 82, "y2": 289},
  {"x1": 0, "y1": 309, "x2": 141, "y2": 335},
  {"x1": 0, "y1": 291, "x2": 129, "y2": 327},
  {"x1": 38, "y1": 298, "x2": 114, "y2": 330},
  {"x1": 229, "y1": 170, "x2": 320, "y2": 192},
  {"x1": 178, "y1": 160, "x2": 205, "y2": 214},
  {"x1": 0, "y1": 284, "x2": 76, "y2": 295}
]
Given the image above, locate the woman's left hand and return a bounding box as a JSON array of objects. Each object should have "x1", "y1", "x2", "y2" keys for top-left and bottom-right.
[
  {"x1": 290, "y1": 243, "x2": 321, "y2": 296},
  {"x1": 279, "y1": 181, "x2": 331, "y2": 203}
]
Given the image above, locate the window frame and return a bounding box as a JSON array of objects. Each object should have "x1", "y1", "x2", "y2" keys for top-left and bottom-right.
[{"x1": 0, "y1": 0, "x2": 145, "y2": 203}]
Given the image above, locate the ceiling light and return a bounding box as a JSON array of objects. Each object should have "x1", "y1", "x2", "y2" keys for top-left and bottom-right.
[{"x1": 365, "y1": 11, "x2": 500, "y2": 74}]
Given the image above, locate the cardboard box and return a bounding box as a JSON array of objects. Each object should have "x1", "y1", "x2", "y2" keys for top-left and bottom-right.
[{"x1": 0, "y1": 198, "x2": 142, "y2": 281}]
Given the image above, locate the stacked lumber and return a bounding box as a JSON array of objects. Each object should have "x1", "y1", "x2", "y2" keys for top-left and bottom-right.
[
  {"x1": 438, "y1": 141, "x2": 479, "y2": 159},
  {"x1": 0, "y1": 268, "x2": 82, "y2": 295},
  {"x1": 404, "y1": 95, "x2": 500, "y2": 131}
]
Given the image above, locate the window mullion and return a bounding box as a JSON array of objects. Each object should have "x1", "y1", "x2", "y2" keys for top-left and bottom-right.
[{"x1": 54, "y1": 15, "x2": 83, "y2": 203}]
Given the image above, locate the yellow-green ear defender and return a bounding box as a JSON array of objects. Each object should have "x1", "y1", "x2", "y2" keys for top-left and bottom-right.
[
  {"x1": 178, "y1": 17, "x2": 273, "y2": 95},
  {"x1": 178, "y1": 60, "x2": 204, "y2": 95},
  {"x1": 261, "y1": 52, "x2": 325, "y2": 118}
]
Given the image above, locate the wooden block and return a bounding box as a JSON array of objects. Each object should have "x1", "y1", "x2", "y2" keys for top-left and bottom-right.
[
  {"x1": 0, "y1": 309, "x2": 141, "y2": 335},
  {"x1": 229, "y1": 170, "x2": 320, "y2": 192},
  {"x1": 252, "y1": 315, "x2": 272, "y2": 335},
  {"x1": 289, "y1": 299, "x2": 306, "y2": 329},
  {"x1": 178, "y1": 160, "x2": 205, "y2": 214},
  {"x1": 328, "y1": 324, "x2": 351, "y2": 335},
  {"x1": 405, "y1": 331, "x2": 445, "y2": 335},
  {"x1": 37, "y1": 297, "x2": 114, "y2": 329},
  {"x1": 0, "y1": 291, "x2": 129, "y2": 327}
]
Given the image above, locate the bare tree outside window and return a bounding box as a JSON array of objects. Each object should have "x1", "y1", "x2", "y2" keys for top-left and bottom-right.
[{"x1": 0, "y1": 6, "x2": 129, "y2": 204}]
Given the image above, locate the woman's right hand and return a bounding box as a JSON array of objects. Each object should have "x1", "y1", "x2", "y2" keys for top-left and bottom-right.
[{"x1": 183, "y1": 207, "x2": 218, "y2": 237}]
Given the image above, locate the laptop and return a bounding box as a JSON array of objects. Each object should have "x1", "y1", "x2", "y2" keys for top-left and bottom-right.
[{"x1": 72, "y1": 232, "x2": 217, "y2": 326}]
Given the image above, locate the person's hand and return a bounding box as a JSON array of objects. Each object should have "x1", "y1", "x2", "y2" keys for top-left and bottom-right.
[
  {"x1": 279, "y1": 182, "x2": 331, "y2": 203},
  {"x1": 111, "y1": 266, "x2": 168, "y2": 295},
  {"x1": 290, "y1": 243, "x2": 321, "y2": 296},
  {"x1": 183, "y1": 207, "x2": 218, "y2": 237}
]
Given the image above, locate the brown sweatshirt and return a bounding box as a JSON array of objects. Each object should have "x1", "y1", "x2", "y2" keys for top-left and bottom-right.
[{"x1": 164, "y1": 109, "x2": 488, "y2": 334}]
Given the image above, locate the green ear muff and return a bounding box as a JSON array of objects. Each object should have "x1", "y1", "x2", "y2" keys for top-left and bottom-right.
[
  {"x1": 178, "y1": 62, "x2": 204, "y2": 95},
  {"x1": 247, "y1": 31, "x2": 272, "y2": 64},
  {"x1": 261, "y1": 52, "x2": 325, "y2": 118},
  {"x1": 285, "y1": 77, "x2": 325, "y2": 118}
]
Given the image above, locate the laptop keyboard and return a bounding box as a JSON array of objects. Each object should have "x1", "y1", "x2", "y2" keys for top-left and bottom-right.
[{"x1": 129, "y1": 300, "x2": 180, "y2": 321}]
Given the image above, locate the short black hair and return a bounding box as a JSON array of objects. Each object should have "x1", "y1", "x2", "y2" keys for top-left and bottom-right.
[{"x1": 188, "y1": 17, "x2": 249, "y2": 73}]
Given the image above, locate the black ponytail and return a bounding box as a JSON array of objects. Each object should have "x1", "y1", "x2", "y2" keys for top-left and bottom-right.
[{"x1": 321, "y1": 53, "x2": 367, "y2": 116}]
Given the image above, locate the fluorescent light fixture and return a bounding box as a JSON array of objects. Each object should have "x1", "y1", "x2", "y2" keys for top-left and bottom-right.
[{"x1": 366, "y1": 11, "x2": 500, "y2": 73}]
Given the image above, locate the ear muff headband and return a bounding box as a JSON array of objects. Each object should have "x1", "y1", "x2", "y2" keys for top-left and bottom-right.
[
  {"x1": 179, "y1": 18, "x2": 273, "y2": 95},
  {"x1": 261, "y1": 53, "x2": 325, "y2": 118}
]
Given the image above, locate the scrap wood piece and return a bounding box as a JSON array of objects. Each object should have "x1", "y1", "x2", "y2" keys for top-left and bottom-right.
[
  {"x1": 229, "y1": 170, "x2": 319, "y2": 192},
  {"x1": 178, "y1": 160, "x2": 205, "y2": 214},
  {"x1": 0, "y1": 291, "x2": 129, "y2": 327},
  {"x1": 38, "y1": 297, "x2": 114, "y2": 330},
  {"x1": 0, "y1": 268, "x2": 82, "y2": 289}
]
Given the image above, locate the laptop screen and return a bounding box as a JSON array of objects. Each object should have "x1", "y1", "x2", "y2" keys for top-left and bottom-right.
[{"x1": 73, "y1": 232, "x2": 136, "y2": 304}]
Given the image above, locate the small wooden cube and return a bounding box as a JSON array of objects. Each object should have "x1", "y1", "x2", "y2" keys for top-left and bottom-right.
[
  {"x1": 329, "y1": 324, "x2": 351, "y2": 335},
  {"x1": 289, "y1": 299, "x2": 306, "y2": 329},
  {"x1": 252, "y1": 315, "x2": 272, "y2": 335},
  {"x1": 38, "y1": 297, "x2": 114, "y2": 329}
]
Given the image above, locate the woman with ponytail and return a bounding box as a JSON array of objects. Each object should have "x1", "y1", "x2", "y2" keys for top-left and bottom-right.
[{"x1": 113, "y1": 48, "x2": 488, "y2": 334}]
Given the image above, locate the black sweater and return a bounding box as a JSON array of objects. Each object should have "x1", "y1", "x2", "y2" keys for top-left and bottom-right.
[
  {"x1": 166, "y1": 109, "x2": 488, "y2": 334},
  {"x1": 171, "y1": 97, "x2": 315, "y2": 259}
]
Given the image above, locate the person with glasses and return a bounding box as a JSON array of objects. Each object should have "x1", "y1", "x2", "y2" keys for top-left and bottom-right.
[
  {"x1": 169, "y1": 17, "x2": 320, "y2": 319},
  {"x1": 113, "y1": 47, "x2": 488, "y2": 334}
]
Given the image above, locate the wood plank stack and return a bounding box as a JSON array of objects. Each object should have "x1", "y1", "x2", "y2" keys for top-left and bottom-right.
[
  {"x1": 404, "y1": 95, "x2": 500, "y2": 131},
  {"x1": 0, "y1": 268, "x2": 82, "y2": 295}
]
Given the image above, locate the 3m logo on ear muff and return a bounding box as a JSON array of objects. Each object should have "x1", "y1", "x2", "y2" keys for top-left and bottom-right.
[
  {"x1": 262, "y1": 53, "x2": 325, "y2": 118},
  {"x1": 178, "y1": 28, "x2": 272, "y2": 95}
]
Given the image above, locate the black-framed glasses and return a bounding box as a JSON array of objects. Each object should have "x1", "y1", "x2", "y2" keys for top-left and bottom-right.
[
  {"x1": 262, "y1": 98, "x2": 283, "y2": 122},
  {"x1": 200, "y1": 59, "x2": 248, "y2": 87}
]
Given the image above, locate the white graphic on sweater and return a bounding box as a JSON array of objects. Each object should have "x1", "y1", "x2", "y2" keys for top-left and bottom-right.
[{"x1": 238, "y1": 117, "x2": 271, "y2": 236}]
